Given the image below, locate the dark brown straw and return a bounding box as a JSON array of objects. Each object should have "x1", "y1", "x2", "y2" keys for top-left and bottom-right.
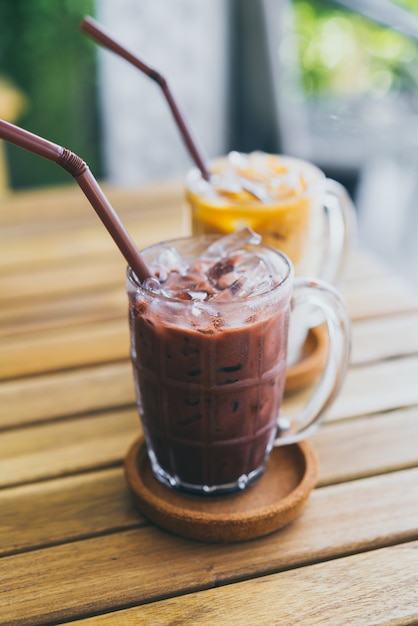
[
  {"x1": 80, "y1": 16, "x2": 210, "y2": 181},
  {"x1": 0, "y1": 119, "x2": 152, "y2": 282}
]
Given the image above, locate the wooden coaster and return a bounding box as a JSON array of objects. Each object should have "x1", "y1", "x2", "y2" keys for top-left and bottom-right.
[
  {"x1": 285, "y1": 324, "x2": 329, "y2": 394},
  {"x1": 124, "y1": 436, "x2": 319, "y2": 543}
]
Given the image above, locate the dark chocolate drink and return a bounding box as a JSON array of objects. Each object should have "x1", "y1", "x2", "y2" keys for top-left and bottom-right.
[{"x1": 127, "y1": 230, "x2": 293, "y2": 493}]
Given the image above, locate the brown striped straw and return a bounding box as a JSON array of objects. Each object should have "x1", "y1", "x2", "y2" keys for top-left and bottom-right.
[{"x1": 0, "y1": 118, "x2": 152, "y2": 282}]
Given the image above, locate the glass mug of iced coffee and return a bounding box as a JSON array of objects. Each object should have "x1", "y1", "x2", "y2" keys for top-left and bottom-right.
[
  {"x1": 186, "y1": 152, "x2": 355, "y2": 365},
  {"x1": 186, "y1": 151, "x2": 355, "y2": 283},
  {"x1": 127, "y1": 229, "x2": 350, "y2": 494}
]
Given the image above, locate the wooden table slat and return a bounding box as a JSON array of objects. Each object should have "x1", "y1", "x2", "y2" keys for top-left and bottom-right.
[
  {"x1": 352, "y1": 310, "x2": 418, "y2": 364},
  {"x1": 326, "y1": 354, "x2": 418, "y2": 421},
  {"x1": 0, "y1": 257, "x2": 126, "y2": 306},
  {"x1": 1, "y1": 477, "x2": 416, "y2": 626},
  {"x1": 0, "y1": 316, "x2": 129, "y2": 379},
  {"x1": 343, "y1": 272, "x2": 418, "y2": 319},
  {"x1": 0, "y1": 468, "x2": 143, "y2": 558},
  {"x1": 283, "y1": 353, "x2": 418, "y2": 423},
  {"x1": 63, "y1": 542, "x2": 418, "y2": 626},
  {"x1": 0, "y1": 182, "x2": 183, "y2": 226},
  {"x1": 0, "y1": 362, "x2": 133, "y2": 428},
  {"x1": 0, "y1": 408, "x2": 139, "y2": 488},
  {"x1": 0, "y1": 208, "x2": 186, "y2": 271},
  {"x1": 314, "y1": 405, "x2": 418, "y2": 485}
]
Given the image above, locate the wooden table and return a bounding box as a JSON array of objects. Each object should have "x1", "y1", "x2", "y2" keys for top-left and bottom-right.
[{"x1": 1, "y1": 182, "x2": 418, "y2": 625}]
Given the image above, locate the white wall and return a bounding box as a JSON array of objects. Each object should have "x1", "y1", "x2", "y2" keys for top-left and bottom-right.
[{"x1": 96, "y1": 0, "x2": 229, "y2": 186}]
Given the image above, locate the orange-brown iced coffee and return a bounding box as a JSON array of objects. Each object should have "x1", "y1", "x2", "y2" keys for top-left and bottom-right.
[{"x1": 186, "y1": 151, "x2": 354, "y2": 283}]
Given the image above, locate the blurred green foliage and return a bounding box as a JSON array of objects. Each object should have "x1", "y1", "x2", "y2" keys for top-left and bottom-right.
[
  {"x1": 293, "y1": 0, "x2": 418, "y2": 98},
  {"x1": 0, "y1": 0, "x2": 102, "y2": 189}
]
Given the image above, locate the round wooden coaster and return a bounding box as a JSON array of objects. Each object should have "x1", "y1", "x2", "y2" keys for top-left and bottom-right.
[
  {"x1": 124, "y1": 436, "x2": 319, "y2": 543},
  {"x1": 285, "y1": 324, "x2": 329, "y2": 394}
]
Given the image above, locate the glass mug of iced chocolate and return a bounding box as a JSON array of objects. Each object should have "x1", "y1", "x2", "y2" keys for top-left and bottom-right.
[{"x1": 127, "y1": 229, "x2": 350, "y2": 494}]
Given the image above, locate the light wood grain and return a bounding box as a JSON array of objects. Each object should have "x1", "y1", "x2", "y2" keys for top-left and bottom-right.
[
  {"x1": 0, "y1": 408, "x2": 139, "y2": 488},
  {"x1": 0, "y1": 362, "x2": 133, "y2": 428},
  {"x1": 0, "y1": 477, "x2": 416, "y2": 626},
  {"x1": 0, "y1": 216, "x2": 183, "y2": 271},
  {"x1": 0, "y1": 181, "x2": 184, "y2": 226},
  {"x1": 343, "y1": 272, "x2": 418, "y2": 319},
  {"x1": 314, "y1": 406, "x2": 418, "y2": 485},
  {"x1": 0, "y1": 286, "x2": 126, "y2": 336},
  {"x1": 1, "y1": 220, "x2": 126, "y2": 268},
  {"x1": 0, "y1": 194, "x2": 186, "y2": 271},
  {"x1": 0, "y1": 316, "x2": 128, "y2": 379},
  {"x1": 342, "y1": 246, "x2": 389, "y2": 281},
  {"x1": 67, "y1": 542, "x2": 418, "y2": 626},
  {"x1": 283, "y1": 354, "x2": 418, "y2": 423},
  {"x1": 0, "y1": 358, "x2": 148, "y2": 426},
  {"x1": 325, "y1": 354, "x2": 418, "y2": 421},
  {"x1": 352, "y1": 311, "x2": 418, "y2": 364},
  {"x1": 0, "y1": 468, "x2": 143, "y2": 557},
  {"x1": 0, "y1": 256, "x2": 125, "y2": 306}
]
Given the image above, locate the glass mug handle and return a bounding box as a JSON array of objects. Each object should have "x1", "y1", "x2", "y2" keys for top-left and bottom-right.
[
  {"x1": 274, "y1": 278, "x2": 351, "y2": 446},
  {"x1": 320, "y1": 178, "x2": 357, "y2": 285}
]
